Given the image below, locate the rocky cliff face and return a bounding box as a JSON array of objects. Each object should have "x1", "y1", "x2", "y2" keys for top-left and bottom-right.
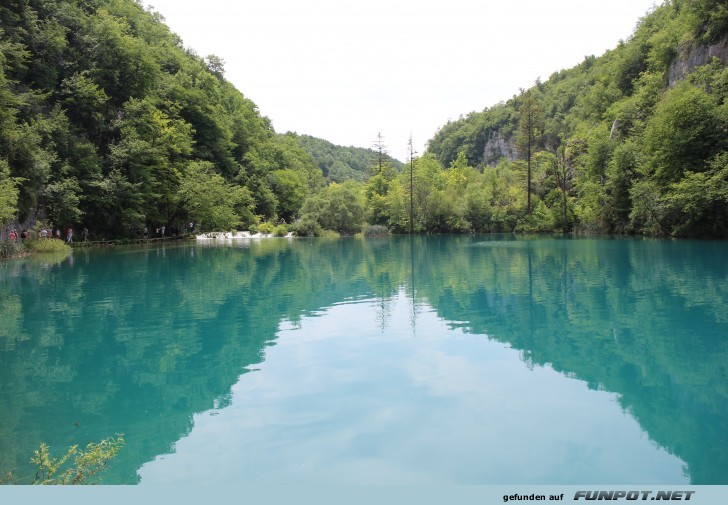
[
  {"x1": 478, "y1": 35, "x2": 728, "y2": 168},
  {"x1": 669, "y1": 35, "x2": 728, "y2": 86},
  {"x1": 483, "y1": 129, "x2": 517, "y2": 167}
]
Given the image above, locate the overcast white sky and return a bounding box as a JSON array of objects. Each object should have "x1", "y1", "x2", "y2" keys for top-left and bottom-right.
[{"x1": 143, "y1": 0, "x2": 658, "y2": 161}]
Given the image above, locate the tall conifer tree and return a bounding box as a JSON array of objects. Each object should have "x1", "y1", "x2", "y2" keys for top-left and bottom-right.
[{"x1": 516, "y1": 89, "x2": 543, "y2": 214}]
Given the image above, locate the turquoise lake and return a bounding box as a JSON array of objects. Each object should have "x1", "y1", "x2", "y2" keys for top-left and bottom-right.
[{"x1": 0, "y1": 236, "x2": 726, "y2": 484}]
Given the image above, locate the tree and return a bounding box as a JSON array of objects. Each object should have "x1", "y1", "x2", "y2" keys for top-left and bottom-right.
[
  {"x1": 408, "y1": 135, "x2": 416, "y2": 234},
  {"x1": 0, "y1": 160, "x2": 22, "y2": 228},
  {"x1": 516, "y1": 89, "x2": 543, "y2": 214},
  {"x1": 87, "y1": 9, "x2": 160, "y2": 104},
  {"x1": 372, "y1": 132, "x2": 389, "y2": 175},
  {"x1": 604, "y1": 140, "x2": 639, "y2": 232},
  {"x1": 410, "y1": 154, "x2": 446, "y2": 232},
  {"x1": 643, "y1": 81, "x2": 726, "y2": 185},
  {"x1": 108, "y1": 97, "x2": 194, "y2": 226},
  {"x1": 629, "y1": 179, "x2": 669, "y2": 236},
  {"x1": 301, "y1": 182, "x2": 364, "y2": 234},
  {"x1": 383, "y1": 179, "x2": 410, "y2": 233},
  {"x1": 43, "y1": 177, "x2": 84, "y2": 227},
  {"x1": 464, "y1": 178, "x2": 493, "y2": 232},
  {"x1": 60, "y1": 71, "x2": 110, "y2": 137},
  {"x1": 364, "y1": 160, "x2": 397, "y2": 226},
  {"x1": 204, "y1": 54, "x2": 225, "y2": 78},
  {"x1": 538, "y1": 146, "x2": 573, "y2": 233},
  {"x1": 176, "y1": 161, "x2": 254, "y2": 231},
  {"x1": 270, "y1": 169, "x2": 307, "y2": 223},
  {"x1": 663, "y1": 152, "x2": 728, "y2": 237},
  {"x1": 92, "y1": 169, "x2": 145, "y2": 236}
]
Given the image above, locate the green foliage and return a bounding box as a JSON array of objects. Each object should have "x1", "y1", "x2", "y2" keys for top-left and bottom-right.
[
  {"x1": 177, "y1": 161, "x2": 254, "y2": 231},
  {"x1": 643, "y1": 80, "x2": 726, "y2": 184},
  {"x1": 424, "y1": 0, "x2": 728, "y2": 237},
  {"x1": 0, "y1": 160, "x2": 22, "y2": 226},
  {"x1": 24, "y1": 238, "x2": 71, "y2": 254},
  {"x1": 662, "y1": 152, "x2": 728, "y2": 236},
  {"x1": 2, "y1": 0, "x2": 726, "y2": 238},
  {"x1": 430, "y1": 104, "x2": 518, "y2": 169},
  {"x1": 629, "y1": 179, "x2": 669, "y2": 236},
  {"x1": 289, "y1": 133, "x2": 403, "y2": 184},
  {"x1": 604, "y1": 139, "x2": 640, "y2": 231},
  {"x1": 318, "y1": 229, "x2": 341, "y2": 238},
  {"x1": 0, "y1": 239, "x2": 25, "y2": 258},
  {"x1": 257, "y1": 221, "x2": 276, "y2": 235},
  {"x1": 688, "y1": 0, "x2": 728, "y2": 43},
  {"x1": 364, "y1": 161, "x2": 398, "y2": 226},
  {"x1": 270, "y1": 169, "x2": 307, "y2": 223},
  {"x1": 300, "y1": 182, "x2": 365, "y2": 235},
  {"x1": 43, "y1": 177, "x2": 84, "y2": 227},
  {"x1": 352, "y1": 147, "x2": 566, "y2": 234},
  {"x1": 0, "y1": 0, "x2": 322, "y2": 237},
  {"x1": 60, "y1": 71, "x2": 110, "y2": 133},
  {"x1": 0, "y1": 436, "x2": 124, "y2": 485},
  {"x1": 410, "y1": 154, "x2": 447, "y2": 232},
  {"x1": 273, "y1": 224, "x2": 289, "y2": 237},
  {"x1": 30, "y1": 436, "x2": 124, "y2": 485},
  {"x1": 535, "y1": 148, "x2": 575, "y2": 233},
  {"x1": 362, "y1": 224, "x2": 389, "y2": 237},
  {"x1": 517, "y1": 89, "x2": 544, "y2": 214},
  {"x1": 92, "y1": 168, "x2": 144, "y2": 236},
  {"x1": 289, "y1": 215, "x2": 323, "y2": 237}
]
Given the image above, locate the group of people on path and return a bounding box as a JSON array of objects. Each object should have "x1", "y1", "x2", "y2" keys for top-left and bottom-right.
[
  {"x1": 5, "y1": 221, "x2": 196, "y2": 243},
  {"x1": 5, "y1": 226, "x2": 89, "y2": 243},
  {"x1": 42, "y1": 227, "x2": 87, "y2": 243},
  {"x1": 143, "y1": 222, "x2": 194, "y2": 239},
  {"x1": 7, "y1": 229, "x2": 28, "y2": 242}
]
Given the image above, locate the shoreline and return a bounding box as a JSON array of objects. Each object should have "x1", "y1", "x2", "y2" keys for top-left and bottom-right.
[{"x1": 195, "y1": 231, "x2": 294, "y2": 240}]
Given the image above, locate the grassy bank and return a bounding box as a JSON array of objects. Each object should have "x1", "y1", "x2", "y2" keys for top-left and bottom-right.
[{"x1": 0, "y1": 238, "x2": 70, "y2": 259}]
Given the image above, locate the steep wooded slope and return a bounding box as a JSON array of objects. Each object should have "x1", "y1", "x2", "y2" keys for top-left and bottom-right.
[
  {"x1": 427, "y1": 0, "x2": 728, "y2": 236},
  {"x1": 0, "y1": 0, "x2": 323, "y2": 236}
]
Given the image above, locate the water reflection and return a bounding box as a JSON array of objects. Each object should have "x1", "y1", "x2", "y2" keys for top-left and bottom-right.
[
  {"x1": 0, "y1": 236, "x2": 725, "y2": 483},
  {"x1": 409, "y1": 236, "x2": 728, "y2": 484}
]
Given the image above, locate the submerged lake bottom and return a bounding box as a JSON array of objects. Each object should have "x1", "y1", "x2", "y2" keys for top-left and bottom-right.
[{"x1": 0, "y1": 236, "x2": 726, "y2": 484}]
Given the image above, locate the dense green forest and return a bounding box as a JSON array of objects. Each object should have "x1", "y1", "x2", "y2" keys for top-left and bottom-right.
[
  {"x1": 425, "y1": 0, "x2": 728, "y2": 237},
  {"x1": 1, "y1": 0, "x2": 727, "y2": 239},
  {"x1": 0, "y1": 0, "x2": 325, "y2": 239},
  {"x1": 298, "y1": 0, "x2": 728, "y2": 238}
]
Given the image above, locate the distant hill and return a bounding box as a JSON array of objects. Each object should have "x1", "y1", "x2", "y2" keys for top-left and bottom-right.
[{"x1": 287, "y1": 133, "x2": 404, "y2": 184}]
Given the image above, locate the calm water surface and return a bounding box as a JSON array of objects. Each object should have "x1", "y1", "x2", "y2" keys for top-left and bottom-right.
[{"x1": 0, "y1": 236, "x2": 726, "y2": 484}]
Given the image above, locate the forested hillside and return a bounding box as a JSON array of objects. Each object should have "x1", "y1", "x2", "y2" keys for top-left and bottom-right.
[
  {"x1": 2, "y1": 0, "x2": 727, "y2": 239},
  {"x1": 424, "y1": 0, "x2": 728, "y2": 237},
  {"x1": 288, "y1": 133, "x2": 403, "y2": 184},
  {"x1": 0, "y1": 0, "x2": 323, "y2": 238}
]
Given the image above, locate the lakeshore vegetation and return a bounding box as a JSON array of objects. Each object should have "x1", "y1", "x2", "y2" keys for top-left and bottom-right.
[{"x1": 0, "y1": 0, "x2": 727, "y2": 242}]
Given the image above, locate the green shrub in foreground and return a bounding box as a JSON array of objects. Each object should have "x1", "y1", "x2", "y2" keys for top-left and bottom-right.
[
  {"x1": 273, "y1": 224, "x2": 289, "y2": 236},
  {"x1": 258, "y1": 222, "x2": 275, "y2": 235},
  {"x1": 318, "y1": 229, "x2": 340, "y2": 238},
  {"x1": 0, "y1": 239, "x2": 26, "y2": 258},
  {"x1": 25, "y1": 238, "x2": 71, "y2": 254},
  {"x1": 290, "y1": 216, "x2": 322, "y2": 237},
  {"x1": 362, "y1": 224, "x2": 389, "y2": 237},
  {"x1": 0, "y1": 436, "x2": 124, "y2": 485}
]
